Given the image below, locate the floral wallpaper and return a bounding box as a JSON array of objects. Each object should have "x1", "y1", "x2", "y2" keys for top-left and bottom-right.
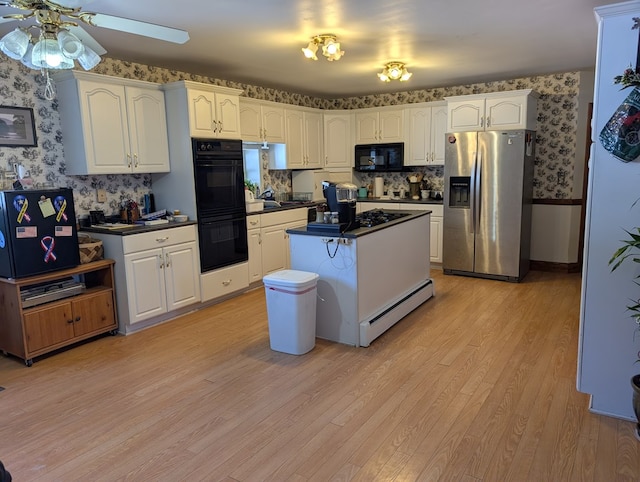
[{"x1": 0, "y1": 54, "x2": 586, "y2": 223}]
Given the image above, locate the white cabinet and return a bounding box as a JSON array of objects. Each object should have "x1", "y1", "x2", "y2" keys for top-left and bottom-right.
[
  {"x1": 247, "y1": 209, "x2": 308, "y2": 281},
  {"x1": 276, "y1": 108, "x2": 324, "y2": 169},
  {"x1": 240, "y1": 99, "x2": 286, "y2": 143},
  {"x1": 89, "y1": 225, "x2": 201, "y2": 334},
  {"x1": 355, "y1": 108, "x2": 404, "y2": 143},
  {"x1": 324, "y1": 111, "x2": 353, "y2": 168},
  {"x1": 404, "y1": 102, "x2": 447, "y2": 166},
  {"x1": 200, "y1": 263, "x2": 249, "y2": 302},
  {"x1": 163, "y1": 81, "x2": 242, "y2": 139},
  {"x1": 55, "y1": 71, "x2": 170, "y2": 175},
  {"x1": 445, "y1": 89, "x2": 538, "y2": 132},
  {"x1": 247, "y1": 215, "x2": 263, "y2": 283}
]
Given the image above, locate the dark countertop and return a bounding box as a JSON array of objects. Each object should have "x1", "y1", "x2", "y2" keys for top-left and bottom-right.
[
  {"x1": 357, "y1": 197, "x2": 443, "y2": 205},
  {"x1": 287, "y1": 209, "x2": 431, "y2": 239},
  {"x1": 80, "y1": 220, "x2": 197, "y2": 236},
  {"x1": 247, "y1": 201, "x2": 321, "y2": 216}
]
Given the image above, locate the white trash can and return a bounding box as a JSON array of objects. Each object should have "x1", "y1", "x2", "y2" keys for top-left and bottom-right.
[{"x1": 263, "y1": 269, "x2": 319, "y2": 355}]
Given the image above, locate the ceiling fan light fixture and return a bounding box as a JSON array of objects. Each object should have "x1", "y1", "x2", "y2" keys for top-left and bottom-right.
[
  {"x1": 0, "y1": 28, "x2": 31, "y2": 60},
  {"x1": 57, "y1": 29, "x2": 84, "y2": 59},
  {"x1": 32, "y1": 36, "x2": 64, "y2": 68},
  {"x1": 378, "y1": 62, "x2": 412, "y2": 82},
  {"x1": 302, "y1": 34, "x2": 344, "y2": 61}
]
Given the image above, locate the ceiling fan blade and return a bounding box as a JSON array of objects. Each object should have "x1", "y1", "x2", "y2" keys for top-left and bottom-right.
[
  {"x1": 86, "y1": 13, "x2": 189, "y2": 44},
  {"x1": 68, "y1": 24, "x2": 106, "y2": 55}
]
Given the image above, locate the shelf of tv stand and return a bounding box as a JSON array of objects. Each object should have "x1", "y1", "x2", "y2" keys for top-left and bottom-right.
[{"x1": 0, "y1": 259, "x2": 118, "y2": 366}]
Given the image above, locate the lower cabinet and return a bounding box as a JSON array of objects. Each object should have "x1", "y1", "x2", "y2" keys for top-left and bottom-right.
[
  {"x1": 0, "y1": 259, "x2": 117, "y2": 366},
  {"x1": 246, "y1": 208, "x2": 308, "y2": 283},
  {"x1": 88, "y1": 225, "x2": 201, "y2": 334}
]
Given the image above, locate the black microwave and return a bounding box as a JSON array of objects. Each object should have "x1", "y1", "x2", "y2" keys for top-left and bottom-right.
[{"x1": 354, "y1": 143, "x2": 404, "y2": 172}]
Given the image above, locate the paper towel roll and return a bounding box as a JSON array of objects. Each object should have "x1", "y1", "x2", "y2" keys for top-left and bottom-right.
[{"x1": 374, "y1": 177, "x2": 384, "y2": 198}]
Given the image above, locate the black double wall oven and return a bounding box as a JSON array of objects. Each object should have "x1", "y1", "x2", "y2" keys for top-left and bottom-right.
[{"x1": 193, "y1": 139, "x2": 248, "y2": 273}]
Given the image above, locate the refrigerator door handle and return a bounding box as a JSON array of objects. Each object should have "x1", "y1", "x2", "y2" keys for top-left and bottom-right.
[
  {"x1": 475, "y1": 150, "x2": 482, "y2": 235},
  {"x1": 470, "y1": 151, "x2": 477, "y2": 234}
]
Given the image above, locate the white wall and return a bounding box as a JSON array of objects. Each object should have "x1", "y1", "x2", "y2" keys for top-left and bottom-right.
[{"x1": 530, "y1": 204, "x2": 582, "y2": 264}]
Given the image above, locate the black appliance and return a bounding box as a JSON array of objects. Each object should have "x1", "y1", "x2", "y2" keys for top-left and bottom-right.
[
  {"x1": 192, "y1": 138, "x2": 248, "y2": 272},
  {"x1": 356, "y1": 209, "x2": 410, "y2": 228},
  {"x1": 354, "y1": 143, "x2": 404, "y2": 172},
  {"x1": 323, "y1": 182, "x2": 359, "y2": 230},
  {"x1": 0, "y1": 188, "x2": 80, "y2": 278}
]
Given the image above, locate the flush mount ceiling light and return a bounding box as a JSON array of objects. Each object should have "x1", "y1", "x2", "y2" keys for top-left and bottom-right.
[
  {"x1": 378, "y1": 61, "x2": 413, "y2": 82},
  {"x1": 301, "y1": 34, "x2": 344, "y2": 61}
]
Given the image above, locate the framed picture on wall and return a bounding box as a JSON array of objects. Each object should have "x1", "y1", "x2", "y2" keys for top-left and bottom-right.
[{"x1": 0, "y1": 106, "x2": 37, "y2": 147}]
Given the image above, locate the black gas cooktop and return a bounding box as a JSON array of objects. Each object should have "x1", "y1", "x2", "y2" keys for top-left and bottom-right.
[{"x1": 356, "y1": 209, "x2": 410, "y2": 228}]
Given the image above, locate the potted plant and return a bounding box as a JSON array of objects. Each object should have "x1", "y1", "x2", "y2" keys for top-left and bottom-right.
[{"x1": 609, "y1": 226, "x2": 640, "y2": 439}]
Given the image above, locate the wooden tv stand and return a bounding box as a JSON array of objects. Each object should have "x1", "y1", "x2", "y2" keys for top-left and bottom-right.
[{"x1": 0, "y1": 259, "x2": 118, "y2": 366}]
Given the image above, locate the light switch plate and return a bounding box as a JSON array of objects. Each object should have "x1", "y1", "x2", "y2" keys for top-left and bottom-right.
[{"x1": 96, "y1": 189, "x2": 107, "y2": 203}]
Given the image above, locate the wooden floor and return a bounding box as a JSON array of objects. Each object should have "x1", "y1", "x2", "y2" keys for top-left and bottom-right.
[{"x1": 0, "y1": 269, "x2": 638, "y2": 481}]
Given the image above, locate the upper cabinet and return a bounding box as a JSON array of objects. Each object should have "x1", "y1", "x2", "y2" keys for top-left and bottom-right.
[
  {"x1": 275, "y1": 107, "x2": 323, "y2": 169},
  {"x1": 163, "y1": 81, "x2": 243, "y2": 139},
  {"x1": 445, "y1": 89, "x2": 539, "y2": 132},
  {"x1": 324, "y1": 111, "x2": 353, "y2": 169},
  {"x1": 55, "y1": 71, "x2": 170, "y2": 175},
  {"x1": 355, "y1": 108, "x2": 404, "y2": 144},
  {"x1": 240, "y1": 99, "x2": 286, "y2": 143},
  {"x1": 404, "y1": 102, "x2": 447, "y2": 166}
]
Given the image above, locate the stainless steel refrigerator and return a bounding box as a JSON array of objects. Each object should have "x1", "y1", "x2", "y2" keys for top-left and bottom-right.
[{"x1": 443, "y1": 130, "x2": 535, "y2": 282}]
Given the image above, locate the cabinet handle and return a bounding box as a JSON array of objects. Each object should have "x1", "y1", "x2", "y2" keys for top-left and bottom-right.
[
  {"x1": 127, "y1": 153, "x2": 132, "y2": 168},
  {"x1": 480, "y1": 117, "x2": 484, "y2": 128},
  {"x1": 486, "y1": 117, "x2": 491, "y2": 128},
  {"x1": 156, "y1": 237, "x2": 169, "y2": 243},
  {"x1": 158, "y1": 254, "x2": 164, "y2": 269},
  {"x1": 217, "y1": 120, "x2": 223, "y2": 133},
  {"x1": 134, "y1": 154, "x2": 138, "y2": 168},
  {"x1": 67, "y1": 319, "x2": 74, "y2": 324},
  {"x1": 249, "y1": 220, "x2": 259, "y2": 226},
  {"x1": 75, "y1": 316, "x2": 81, "y2": 322},
  {"x1": 222, "y1": 279, "x2": 231, "y2": 286},
  {"x1": 165, "y1": 253, "x2": 171, "y2": 267},
  {"x1": 258, "y1": 233, "x2": 262, "y2": 244}
]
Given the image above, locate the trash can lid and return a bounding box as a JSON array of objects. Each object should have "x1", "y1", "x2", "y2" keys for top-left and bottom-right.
[{"x1": 263, "y1": 269, "x2": 319, "y2": 288}]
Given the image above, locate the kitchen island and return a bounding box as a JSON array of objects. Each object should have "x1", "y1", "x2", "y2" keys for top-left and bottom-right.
[{"x1": 287, "y1": 209, "x2": 433, "y2": 347}]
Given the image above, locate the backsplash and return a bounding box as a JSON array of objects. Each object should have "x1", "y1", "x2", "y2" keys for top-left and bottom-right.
[{"x1": 0, "y1": 56, "x2": 586, "y2": 221}]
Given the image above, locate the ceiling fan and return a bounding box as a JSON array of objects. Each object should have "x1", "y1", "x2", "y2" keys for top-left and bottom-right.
[{"x1": 0, "y1": 0, "x2": 189, "y2": 97}]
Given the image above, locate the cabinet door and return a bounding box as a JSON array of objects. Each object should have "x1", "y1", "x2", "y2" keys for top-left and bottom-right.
[
  {"x1": 78, "y1": 80, "x2": 131, "y2": 174},
  {"x1": 430, "y1": 216, "x2": 443, "y2": 264},
  {"x1": 261, "y1": 225, "x2": 287, "y2": 275},
  {"x1": 127, "y1": 86, "x2": 170, "y2": 173},
  {"x1": 23, "y1": 302, "x2": 74, "y2": 353},
  {"x1": 379, "y1": 110, "x2": 404, "y2": 142},
  {"x1": 189, "y1": 89, "x2": 217, "y2": 137},
  {"x1": 72, "y1": 291, "x2": 116, "y2": 337},
  {"x1": 430, "y1": 105, "x2": 448, "y2": 165},
  {"x1": 262, "y1": 105, "x2": 286, "y2": 143},
  {"x1": 485, "y1": 97, "x2": 527, "y2": 130},
  {"x1": 304, "y1": 111, "x2": 324, "y2": 168},
  {"x1": 239, "y1": 102, "x2": 263, "y2": 142},
  {"x1": 163, "y1": 241, "x2": 201, "y2": 311},
  {"x1": 125, "y1": 248, "x2": 167, "y2": 324},
  {"x1": 247, "y1": 228, "x2": 263, "y2": 283},
  {"x1": 447, "y1": 99, "x2": 485, "y2": 132},
  {"x1": 215, "y1": 92, "x2": 242, "y2": 139},
  {"x1": 405, "y1": 107, "x2": 431, "y2": 166},
  {"x1": 324, "y1": 113, "x2": 352, "y2": 168},
  {"x1": 355, "y1": 111, "x2": 379, "y2": 143},
  {"x1": 285, "y1": 110, "x2": 306, "y2": 168}
]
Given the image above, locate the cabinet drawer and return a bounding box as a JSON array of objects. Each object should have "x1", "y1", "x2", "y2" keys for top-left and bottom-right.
[
  {"x1": 260, "y1": 208, "x2": 307, "y2": 228},
  {"x1": 246, "y1": 215, "x2": 262, "y2": 229},
  {"x1": 123, "y1": 225, "x2": 197, "y2": 254},
  {"x1": 200, "y1": 262, "x2": 249, "y2": 302}
]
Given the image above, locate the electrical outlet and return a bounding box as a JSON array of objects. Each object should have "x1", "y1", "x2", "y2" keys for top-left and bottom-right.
[{"x1": 96, "y1": 189, "x2": 107, "y2": 203}]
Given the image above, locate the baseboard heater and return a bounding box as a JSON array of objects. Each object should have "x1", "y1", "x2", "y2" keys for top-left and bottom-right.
[{"x1": 359, "y1": 278, "x2": 434, "y2": 347}]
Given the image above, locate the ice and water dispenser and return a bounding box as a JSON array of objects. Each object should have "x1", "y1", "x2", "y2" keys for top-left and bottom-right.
[{"x1": 449, "y1": 176, "x2": 470, "y2": 208}]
